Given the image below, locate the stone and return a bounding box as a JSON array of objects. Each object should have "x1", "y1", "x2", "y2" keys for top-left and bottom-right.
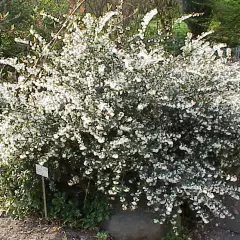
[
  {"x1": 101, "y1": 209, "x2": 168, "y2": 240},
  {"x1": 213, "y1": 215, "x2": 240, "y2": 235},
  {"x1": 193, "y1": 224, "x2": 240, "y2": 240},
  {"x1": 193, "y1": 196, "x2": 240, "y2": 240},
  {"x1": 212, "y1": 197, "x2": 240, "y2": 234}
]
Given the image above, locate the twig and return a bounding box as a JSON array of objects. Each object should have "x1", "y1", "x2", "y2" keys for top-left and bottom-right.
[
  {"x1": 32, "y1": 0, "x2": 86, "y2": 68},
  {"x1": 45, "y1": 0, "x2": 86, "y2": 49},
  {"x1": 83, "y1": 178, "x2": 91, "y2": 209}
]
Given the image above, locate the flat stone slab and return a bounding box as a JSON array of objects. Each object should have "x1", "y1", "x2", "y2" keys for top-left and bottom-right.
[
  {"x1": 213, "y1": 216, "x2": 240, "y2": 235},
  {"x1": 101, "y1": 210, "x2": 168, "y2": 240},
  {"x1": 212, "y1": 197, "x2": 240, "y2": 234},
  {"x1": 193, "y1": 224, "x2": 240, "y2": 240},
  {"x1": 193, "y1": 197, "x2": 240, "y2": 240}
]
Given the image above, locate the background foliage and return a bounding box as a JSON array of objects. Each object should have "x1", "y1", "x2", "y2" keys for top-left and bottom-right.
[
  {"x1": 1, "y1": 0, "x2": 240, "y2": 58},
  {"x1": 210, "y1": 0, "x2": 240, "y2": 47},
  {"x1": 0, "y1": 0, "x2": 68, "y2": 57}
]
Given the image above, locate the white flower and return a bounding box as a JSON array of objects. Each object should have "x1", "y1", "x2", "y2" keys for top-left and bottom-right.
[
  {"x1": 97, "y1": 137, "x2": 105, "y2": 143},
  {"x1": 112, "y1": 154, "x2": 119, "y2": 159},
  {"x1": 140, "y1": 8, "x2": 158, "y2": 34},
  {"x1": 147, "y1": 195, "x2": 152, "y2": 201},
  {"x1": 196, "y1": 136, "x2": 204, "y2": 143},
  {"x1": 153, "y1": 219, "x2": 159, "y2": 223},
  {"x1": 122, "y1": 205, "x2": 127, "y2": 211},
  {"x1": 220, "y1": 213, "x2": 226, "y2": 219},
  {"x1": 98, "y1": 65, "x2": 105, "y2": 76},
  {"x1": 202, "y1": 217, "x2": 209, "y2": 224},
  {"x1": 108, "y1": 189, "x2": 117, "y2": 195},
  {"x1": 146, "y1": 178, "x2": 153, "y2": 183},
  {"x1": 177, "y1": 209, "x2": 182, "y2": 214},
  {"x1": 96, "y1": 11, "x2": 118, "y2": 34},
  {"x1": 207, "y1": 192, "x2": 214, "y2": 199},
  {"x1": 230, "y1": 176, "x2": 237, "y2": 182},
  {"x1": 137, "y1": 104, "x2": 145, "y2": 111}
]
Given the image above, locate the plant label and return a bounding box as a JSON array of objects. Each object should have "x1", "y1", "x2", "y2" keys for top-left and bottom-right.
[{"x1": 36, "y1": 164, "x2": 48, "y2": 178}]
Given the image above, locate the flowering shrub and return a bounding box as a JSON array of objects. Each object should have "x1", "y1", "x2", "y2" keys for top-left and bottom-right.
[{"x1": 0, "y1": 9, "x2": 240, "y2": 226}]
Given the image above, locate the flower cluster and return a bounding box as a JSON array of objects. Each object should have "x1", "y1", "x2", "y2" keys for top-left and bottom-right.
[{"x1": 0, "y1": 10, "x2": 240, "y2": 225}]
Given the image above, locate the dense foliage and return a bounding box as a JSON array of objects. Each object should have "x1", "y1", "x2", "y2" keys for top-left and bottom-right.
[{"x1": 0, "y1": 9, "x2": 240, "y2": 227}]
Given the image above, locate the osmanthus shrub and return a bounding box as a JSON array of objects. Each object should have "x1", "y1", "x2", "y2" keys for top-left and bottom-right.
[{"x1": 0, "y1": 9, "x2": 240, "y2": 225}]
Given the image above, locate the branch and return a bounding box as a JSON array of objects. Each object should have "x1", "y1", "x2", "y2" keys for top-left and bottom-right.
[{"x1": 45, "y1": 0, "x2": 86, "y2": 49}]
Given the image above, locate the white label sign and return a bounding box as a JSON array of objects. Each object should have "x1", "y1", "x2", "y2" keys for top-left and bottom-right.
[{"x1": 36, "y1": 164, "x2": 48, "y2": 178}]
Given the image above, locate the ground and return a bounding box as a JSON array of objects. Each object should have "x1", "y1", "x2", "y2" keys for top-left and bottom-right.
[
  {"x1": 0, "y1": 214, "x2": 96, "y2": 240},
  {"x1": 2, "y1": 196, "x2": 240, "y2": 240}
]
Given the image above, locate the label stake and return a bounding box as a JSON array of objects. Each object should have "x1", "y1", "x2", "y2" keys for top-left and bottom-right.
[
  {"x1": 36, "y1": 164, "x2": 49, "y2": 219},
  {"x1": 42, "y1": 176, "x2": 48, "y2": 219}
]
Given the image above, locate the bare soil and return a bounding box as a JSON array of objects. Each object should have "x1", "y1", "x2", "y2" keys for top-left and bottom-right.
[{"x1": 0, "y1": 214, "x2": 97, "y2": 240}]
